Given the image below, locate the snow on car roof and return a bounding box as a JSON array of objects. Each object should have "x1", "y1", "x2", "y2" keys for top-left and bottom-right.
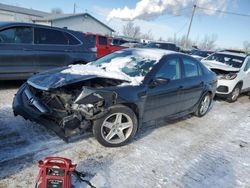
[{"x1": 217, "y1": 51, "x2": 248, "y2": 58}]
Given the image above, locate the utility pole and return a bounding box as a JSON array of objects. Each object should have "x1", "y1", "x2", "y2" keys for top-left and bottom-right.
[
  {"x1": 185, "y1": 4, "x2": 196, "y2": 48},
  {"x1": 73, "y1": 3, "x2": 76, "y2": 14}
]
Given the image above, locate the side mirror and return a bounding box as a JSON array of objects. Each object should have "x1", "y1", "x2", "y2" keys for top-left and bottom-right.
[{"x1": 149, "y1": 77, "x2": 170, "y2": 88}]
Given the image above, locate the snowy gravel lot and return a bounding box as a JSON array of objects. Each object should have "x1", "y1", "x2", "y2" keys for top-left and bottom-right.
[{"x1": 0, "y1": 81, "x2": 250, "y2": 188}]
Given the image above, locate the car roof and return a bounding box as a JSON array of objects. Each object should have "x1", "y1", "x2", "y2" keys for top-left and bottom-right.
[
  {"x1": 216, "y1": 51, "x2": 248, "y2": 58},
  {"x1": 0, "y1": 21, "x2": 80, "y2": 33}
]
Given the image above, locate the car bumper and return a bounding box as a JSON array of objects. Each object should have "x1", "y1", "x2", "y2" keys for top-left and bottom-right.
[
  {"x1": 215, "y1": 79, "x2": 236, "y2": 96},
  {"x1": 12, "y1": 84, "x2": 89, "y2": 141}
]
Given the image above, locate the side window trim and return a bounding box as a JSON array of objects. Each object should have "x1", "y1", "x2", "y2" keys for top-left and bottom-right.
[{"x1": 0, "y1": 26, "x2": 34, "y2": 44}]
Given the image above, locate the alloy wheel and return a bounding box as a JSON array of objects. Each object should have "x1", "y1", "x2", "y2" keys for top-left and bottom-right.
[
  {"x1": 199, "y1": 95, "x2": 211, "y2": 115},
  {"x1": 101, "y1": 113, "x2": 133, "y2": 144}
]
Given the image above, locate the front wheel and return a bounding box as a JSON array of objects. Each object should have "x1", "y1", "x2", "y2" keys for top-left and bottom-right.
[
  {"x1": 195, "y1": 93, "x2": 212, "y2": 117},
  {"x1": 92, "y1": 105, "x2": 138, "y2": 147},
  {"x1": 227, "y1": 85, "x2": 241, "y2": 103}
]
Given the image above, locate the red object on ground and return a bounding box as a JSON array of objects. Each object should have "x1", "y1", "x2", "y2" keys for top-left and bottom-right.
[
  {"x1": 35, "y1": 157, "x2": 76, "y2": 188},
  {"x1": 84, "y1": 33, "x2": 127, "y2": 58}
]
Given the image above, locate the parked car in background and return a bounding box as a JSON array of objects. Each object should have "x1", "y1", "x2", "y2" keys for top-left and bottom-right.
[
  {"x1": 0, "y1": 22, "x2": 96, "y2": 80},
  {"x1": 201, "y1": 51, "x2": 250, "y2": 102},
  {"x1": 144, "y1": 42, "x2": 180, "y2": 52},
  {"x1": 84, "y1": 33, "x2": 126, "y2": 58},
  {"x1": 13, "y1": 48, "x2": 217, "y2": 147},
  {"x1": 191, "y1": 49, "x2": 213, "y2": 61}
]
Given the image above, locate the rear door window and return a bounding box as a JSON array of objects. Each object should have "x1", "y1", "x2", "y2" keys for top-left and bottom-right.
[
  {"x1": 182, "y1": 57, "x2": 202, "y2": 78},
  {"x1": 64, "y1": 32, "x2": 80, "y2": 45},
  {"x1": 0, "y1": 26, "x2": 33, "y2": 44},
  {"x1": 34, "y1": 28, "x2": 69, "y2": 45}
]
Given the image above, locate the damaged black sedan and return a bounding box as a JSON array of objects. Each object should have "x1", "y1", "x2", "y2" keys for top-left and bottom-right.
[{"x1": 13, "y1": 48, "x2": 217, "y2": 147}]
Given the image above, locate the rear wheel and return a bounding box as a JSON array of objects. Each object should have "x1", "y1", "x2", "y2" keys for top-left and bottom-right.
[
  {"x1": 195, "y1": 93, "x2": 211, "y2": 117},
  {"x1": 227, "y1": 85, "x2": 241, "y2": 103},
  {"x1": 93, "y1": 105, "x2": 138, "y2": 147}
]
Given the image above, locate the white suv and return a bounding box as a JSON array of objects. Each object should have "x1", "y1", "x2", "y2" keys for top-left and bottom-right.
[{"x1": 201, "y1": 51, "x2": 250, "y2": 102}]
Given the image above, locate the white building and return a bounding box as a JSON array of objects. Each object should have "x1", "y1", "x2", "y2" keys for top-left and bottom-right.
[
  {"x1": 0, "y1": 3, "x2": 114, "y2": 36},
  {"x1": 33, "y1": 13, "x2": 114, "y2": 36}
]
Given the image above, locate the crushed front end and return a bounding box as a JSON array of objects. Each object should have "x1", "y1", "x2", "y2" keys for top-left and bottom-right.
[{"x1": 13, "y1": 80, "x2": 119, "y2": 141}]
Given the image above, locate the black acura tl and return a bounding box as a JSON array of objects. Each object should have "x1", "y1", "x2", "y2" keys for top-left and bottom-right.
[{"x1": 13, "y1": 48, "x2": 217, "y2": 147}]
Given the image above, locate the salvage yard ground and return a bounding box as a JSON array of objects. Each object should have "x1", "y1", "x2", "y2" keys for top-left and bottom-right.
[{"x1": 0, "y1": 81, "x2": 250, "y2": 188}]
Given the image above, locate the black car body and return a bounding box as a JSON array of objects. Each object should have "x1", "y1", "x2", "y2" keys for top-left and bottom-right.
[
  {"x1": 0, "y1": 22, "x2": 96, "y2": 80},
  {"x1": 13, "y1": 48, "x2": 217, "y2": 147}
]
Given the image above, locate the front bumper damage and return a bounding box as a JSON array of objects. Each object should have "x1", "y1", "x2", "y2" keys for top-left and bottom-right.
[{"x1": 13, "y1": 83, "x2": 117, "y2": 141}]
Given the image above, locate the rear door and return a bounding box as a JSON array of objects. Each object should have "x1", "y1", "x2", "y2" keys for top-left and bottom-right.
[
  {"x1": 178, "y1": 56, "x2": 204, "y2": 112},
  {"x1": 33, "y1": 27, "x2": 77, "y2": 72},
  {"x1": 143, "y1": 55, "x2": 183, "y2": 122},
  {"x1": 0, "y1": 26, "x2": 35, "y2": 79},
  {"x1": 97, "y1": 36, "x2": 110, "y2": 58}
]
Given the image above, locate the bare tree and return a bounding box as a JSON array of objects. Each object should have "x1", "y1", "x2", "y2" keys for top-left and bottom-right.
[
  {"x1": 199, "y1": 34, "x2": 217, "y2": 50},
  {"x1": 51, "y1": 8, "x2": 63, "y2": 14},
  {"x1": 243, "y1": 41, "x2": 250, "y2": 51},
  {"x1": 141, "y1": 30, "x2": 154, "y2": 40},
  {"x1": 122, "y1": 22, "x2": 141, "y2": 39}
]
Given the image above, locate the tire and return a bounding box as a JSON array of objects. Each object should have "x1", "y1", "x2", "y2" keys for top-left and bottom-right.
[
  {"x1": 227, "y1": 85, "x2": 241, "y2": 103},
  {"x1": 92, "y1": 104, "x2": 138, "y2": 147},
  {"x1": 195, "y1": 93, "x2": 212, "y2": 117}
]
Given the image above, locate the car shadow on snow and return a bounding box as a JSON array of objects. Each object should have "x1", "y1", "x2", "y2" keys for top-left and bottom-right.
[
  {"x1": 0, "y1": 80, "x2": 25, "y2": 90},
  {"x1": 133, "y1": 100, "x2": 216, "y2": 144}
]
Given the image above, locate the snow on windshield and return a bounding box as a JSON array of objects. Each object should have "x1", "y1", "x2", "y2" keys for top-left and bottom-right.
[{"x1": 62, "y1": 49, "x2": 168, "y2": 85}]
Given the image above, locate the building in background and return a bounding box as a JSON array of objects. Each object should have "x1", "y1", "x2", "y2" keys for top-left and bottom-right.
[
  {"x1": 33, "y1": 13, "x2": 114, "y2": 36},
  {"x1": 0, "y1": 3, "x2": 114, "y2": 36}
]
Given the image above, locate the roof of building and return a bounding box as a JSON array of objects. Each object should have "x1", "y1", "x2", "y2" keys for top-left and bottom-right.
[
  {"x1": 33, "y1": 13, "x2": 115, "y2": 32},
  {"x1": 0, "y1": 3, "x2": 49, "y2": 17}
]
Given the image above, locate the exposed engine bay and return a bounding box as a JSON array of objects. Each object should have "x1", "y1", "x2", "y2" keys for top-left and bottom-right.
[
  {"x1": 210, "y1": 68, "x2": 238, "y2": 80},
  {"x1": 23, "y1": 77, "x2": 124, "y2": 138}
]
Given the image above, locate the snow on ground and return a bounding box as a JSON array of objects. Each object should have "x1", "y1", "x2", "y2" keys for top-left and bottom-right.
[{"x1": 0, "y1": 81, "x2": 250, "y2": 188}]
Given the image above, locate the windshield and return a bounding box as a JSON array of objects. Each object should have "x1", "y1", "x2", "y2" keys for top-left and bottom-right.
[
  {"x1": 205, "y1": 53, "x2": 245, "y2": 68},
  {"x1": 90, "y1": 50, "x2": 161, "y2": 77}
]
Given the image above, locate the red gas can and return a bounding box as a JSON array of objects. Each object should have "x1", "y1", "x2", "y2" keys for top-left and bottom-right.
[{"x1": 35, "y1": 157, "x2": 76, "y2": 188}]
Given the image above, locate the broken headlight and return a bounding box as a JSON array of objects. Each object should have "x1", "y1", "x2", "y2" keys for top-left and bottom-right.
[{"x1": 219, "y1": 73, "x2": 237, "y2": 80}]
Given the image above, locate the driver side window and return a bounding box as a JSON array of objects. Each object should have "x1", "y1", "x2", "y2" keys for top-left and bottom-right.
[
  {"x1": 155, "y1": 57, "x2": 181, "y2": 80},
  {"x1": 244, "y1": 58, "x2": 250, "y2": 72}
]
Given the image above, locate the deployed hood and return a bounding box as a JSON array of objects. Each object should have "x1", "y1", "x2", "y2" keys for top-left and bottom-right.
[
  {"x1": 28, "y1": 65, "x2": 132, "y2": 90},
  {"x1": 201, "y1": 60, "x2": 240, "y2": 72}
]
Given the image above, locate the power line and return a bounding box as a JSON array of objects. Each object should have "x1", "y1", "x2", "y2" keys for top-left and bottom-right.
[{"x1": 197, "y1": 6, "x2": 250, "y2": 18}]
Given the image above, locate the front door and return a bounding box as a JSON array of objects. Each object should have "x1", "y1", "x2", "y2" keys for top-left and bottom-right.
[
  {"x1": 0, "y1": 26, "x2": 35, "y2": 79},
  {"x1": 143, "y1": 56, "x2": 183, "y2": 122}
]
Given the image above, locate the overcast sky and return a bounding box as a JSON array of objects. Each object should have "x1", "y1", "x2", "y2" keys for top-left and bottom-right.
[{"x1": 1, "y1": 0, "x2": 250, "y2": 49}]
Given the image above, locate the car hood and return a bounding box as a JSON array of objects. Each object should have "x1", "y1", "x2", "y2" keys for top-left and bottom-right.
[
  {"x1": 27, "y1": 65, "x2": 133, "y2": 91},
  {"x1": 201, "y1": 60, "x2": 240, "y2": 72}
]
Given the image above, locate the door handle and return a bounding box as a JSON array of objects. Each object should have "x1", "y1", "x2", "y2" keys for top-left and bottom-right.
[
  {"x1": 179, "y1": 85, "x2": 184, "y2": 90},
  {"x1": 199, "y1": 81, "x2": 204, "y2": 86}
]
